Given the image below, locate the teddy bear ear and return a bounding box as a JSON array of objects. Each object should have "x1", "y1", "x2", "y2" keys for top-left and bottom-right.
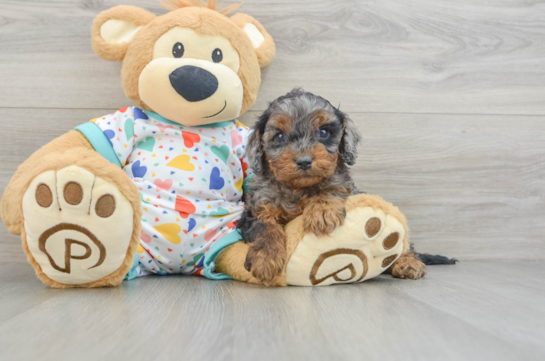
[
  {"x1": 230, "y1": 13, "x2": 276, "y2": 68},
  {"x1": 91, "y1": 5, "x2": 156, "y2": 62}
]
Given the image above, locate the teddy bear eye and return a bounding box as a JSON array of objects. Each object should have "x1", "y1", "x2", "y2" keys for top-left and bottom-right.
[
  {"x1": 172, "y1": 42, "x2": 185, "y2": 58},
  {"x1": 212, "y1": 48, "x2": 223, "y2": 63}
]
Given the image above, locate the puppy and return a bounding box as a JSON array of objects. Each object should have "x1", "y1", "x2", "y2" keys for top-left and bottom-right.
[
  {"x1": 239, "y1": 89, "x2": 426, "y2": 284},
  {"x1": 238, "y1": 89, "x2": 358, "y2": 283}
]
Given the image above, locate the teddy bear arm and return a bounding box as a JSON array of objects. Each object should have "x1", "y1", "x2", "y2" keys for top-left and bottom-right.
[{"x1": 0, "y1": 130, "x2": 93, "y2": 235}]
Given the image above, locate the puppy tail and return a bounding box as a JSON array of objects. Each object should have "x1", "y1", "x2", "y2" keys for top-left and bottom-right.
[
  {"x1": 415, "y1": 253, "x2": 458, "y2": 265},
  {"x1": 411, "y1": 245, "x2": 458, "y2": 265}
]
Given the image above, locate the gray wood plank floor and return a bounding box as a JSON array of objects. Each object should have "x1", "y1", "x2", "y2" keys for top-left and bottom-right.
[{"x1": 0, "y1": 261, "x2": 543, "y2": 361}]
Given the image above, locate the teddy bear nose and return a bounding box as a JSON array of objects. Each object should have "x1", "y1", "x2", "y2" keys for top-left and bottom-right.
[{"x1": 169, "y1": 65, "x2": 219, "y2": 102}]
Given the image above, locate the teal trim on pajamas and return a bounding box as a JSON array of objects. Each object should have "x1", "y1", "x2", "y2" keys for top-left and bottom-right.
[
  {"x1": 75, "y1": 122, "x2": 122, "y2": 168},
  {"x1": 242, "y1": 173, "x2": 254, "y2": 194},
  {"x1": 124, "y1": 253, "x2": 140, "y2": 281},
  {"x1": 202, "y1": 230, "x2": 244, "y2": 280}
]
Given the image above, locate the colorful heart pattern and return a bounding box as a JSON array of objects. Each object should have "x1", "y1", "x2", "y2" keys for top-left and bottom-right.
[
  {"x1": 124, "y1": 118, "x2": 135, "y2": 141},
  {"x1": 154, "y1": 178, "x2": 173, "y2": 191},
  {"x1": 167, "y1": 155, "x2": 195, "y2": 171},
  {"x1": 132, "y1": 160, "x2": 147, "y2": 178},
  {"x1": 211, "y1": 207, "x2": 230, "y2": 218},
  {"x1": 209, "y1": 167, "x2": 225, "y2": 190},
  {"x1": 231, "y1": 129, "x2": 242, "y2": 147},
  {"x1": 182, "y1": 131, "x2": 201, "y2": 148},
  {"x1": 138, "y1": 136, "x2": 155, "y2": 152},
  {"x1": 211, "y1": 145, "x2": 230, "y2": 164},
  {"x1": 90, "y1": 106, "x2": 251, "y2": 277},
  {"x1": 175, "y1": 195, "x2": 196, "y2": 218},
  {"x1": 153, "y1": 223, "x2": 182, "y2": 244}
]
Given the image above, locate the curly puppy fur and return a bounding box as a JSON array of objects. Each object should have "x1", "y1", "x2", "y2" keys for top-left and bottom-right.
[{"x1": 239, "y1": 89, "x2": 363, "y2": 284}]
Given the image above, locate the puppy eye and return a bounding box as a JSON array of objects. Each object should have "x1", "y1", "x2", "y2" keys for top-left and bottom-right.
[
  {"x1": 172, "y1": 42, "x2": 184, "y2": 58},
  {"x1": 212, "y1": 48, "x2": 223, "y2": 63},
  {"x1": 274, "y1": 132, "x2": 285, "y2": 142},
  {"x1": 319, "y1": 129, "x2": 330, "y2": 140}
]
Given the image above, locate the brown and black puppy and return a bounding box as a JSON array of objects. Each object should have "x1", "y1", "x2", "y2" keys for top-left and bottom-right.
[
  {"x1": 238, "y1": 89, "x2": 363, "y2": 284},
  {"x1": 239, "y1": 89, "x2": 444, "y2": 284}
]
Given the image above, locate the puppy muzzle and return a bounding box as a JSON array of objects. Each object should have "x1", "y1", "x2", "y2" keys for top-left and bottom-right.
[{"x1": 295, "y1": 156, "x2": 313, "y2": 171}]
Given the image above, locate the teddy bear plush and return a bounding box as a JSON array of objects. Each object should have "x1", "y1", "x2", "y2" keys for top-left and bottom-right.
[{"x1": 0, "y1": 0, "x2": 424, "y2": 288}]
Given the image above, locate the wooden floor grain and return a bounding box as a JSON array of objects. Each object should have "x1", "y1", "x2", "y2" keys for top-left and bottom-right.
[{"x1": 0, "y1": 261, "x2": 543, "y2": 361}]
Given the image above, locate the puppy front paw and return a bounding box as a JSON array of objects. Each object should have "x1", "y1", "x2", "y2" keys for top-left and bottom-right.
[
  {"x1": 303, "y1": 201, "x2": 346, "y2": 236},
  {"x1": 244, "y1": 242, "x2": 286, "y2": 286},
  {"x1": 391, "y1": 254, "x2": 427, "y2": 280}
]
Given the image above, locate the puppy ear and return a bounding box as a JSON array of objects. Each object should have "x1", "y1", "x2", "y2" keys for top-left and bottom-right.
[
  {"x1": 247, "y1": 110, "x2": 271, "y2": 175},
  {"x1": 337, "y1": 110, "x2": 361, "y2": 166},
  {"x1": 246, "y1": 130, "x2": 264, "y2": 175},
  {"x1": 230, "y1": 13, "x2": 276, "y2": 68},
  {"x1": 91, "y1": 5, "x2": 156, "y2": 62}
]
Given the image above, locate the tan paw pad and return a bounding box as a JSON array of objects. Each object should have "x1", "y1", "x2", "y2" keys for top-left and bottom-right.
[
  {"x1": 22, "y1": 166, "x2": 134, "y2": 285},
  {"x1": 286, "y1": 206, "x2": 405, "y2": 286}
]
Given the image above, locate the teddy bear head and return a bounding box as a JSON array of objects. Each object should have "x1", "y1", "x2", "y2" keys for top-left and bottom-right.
[{"x1": 91, "y1": 1, "x2": 275, "y2": 126}]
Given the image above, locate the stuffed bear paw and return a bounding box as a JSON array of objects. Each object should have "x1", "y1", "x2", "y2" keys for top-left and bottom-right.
[
  {"x1": 21, "y1": 165, "x2": 136, "y2": 287},
  {"x1": 285, "y1": 195, "x2": 407, "y2": 286}
]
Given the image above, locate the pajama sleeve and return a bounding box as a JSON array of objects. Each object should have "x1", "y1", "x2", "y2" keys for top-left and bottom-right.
[{"x1": 75, "y1": 106, "x2": 137, "y2": 168}]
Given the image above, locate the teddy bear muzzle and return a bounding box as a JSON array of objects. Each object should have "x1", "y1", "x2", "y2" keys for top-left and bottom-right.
[{"x1": 139, "y1": 57, "x2": 244, "y2": 126}]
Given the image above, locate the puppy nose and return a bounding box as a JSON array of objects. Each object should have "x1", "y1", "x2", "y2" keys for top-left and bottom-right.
[
  {"x1": 296, "y1": 156, "x2": 313, "y2": 171},
  {"x1": 169, "y1": 65, "x2": 218, "y2": 102}
]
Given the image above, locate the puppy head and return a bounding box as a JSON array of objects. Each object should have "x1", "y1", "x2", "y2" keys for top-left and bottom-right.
[{"x1": 247, "y1": 89, "x2": 361, "y2": 188}]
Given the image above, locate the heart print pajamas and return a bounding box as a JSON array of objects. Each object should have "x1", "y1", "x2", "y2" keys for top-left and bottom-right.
[{"x1": 76, "y1": 106, "x2": 251, "y2": 280}]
